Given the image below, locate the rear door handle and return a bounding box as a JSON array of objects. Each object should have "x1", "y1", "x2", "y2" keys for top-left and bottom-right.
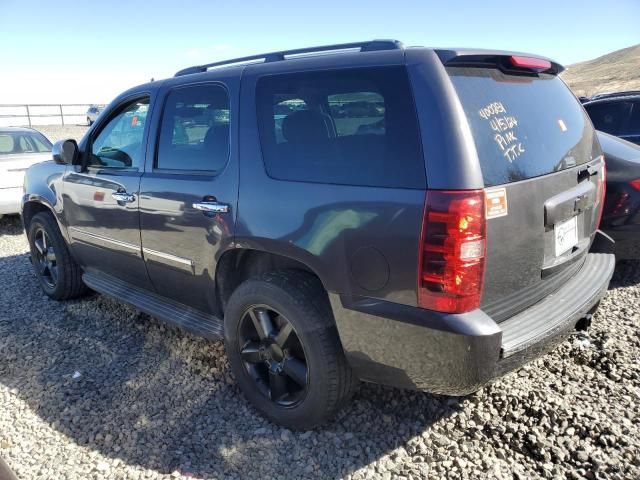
[
  {"x1": 111, "y1": 191, "x2": 136, "y2": 203},
  {"x1": 192, "y1": 201, "x2": 230, "y2": 213}
]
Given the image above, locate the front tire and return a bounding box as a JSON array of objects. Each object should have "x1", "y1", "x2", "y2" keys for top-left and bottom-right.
[
  {"x1": 27, "y1": 212, "x2": 88, "y2": 300},
  {"x1": 224, "y1": 270, "x2": 358, "y2": 430}
]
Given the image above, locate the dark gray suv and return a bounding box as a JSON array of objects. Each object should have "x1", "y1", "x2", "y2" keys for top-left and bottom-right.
[{"x1": 21, "y1": 40, "x2": 615, "y2": 429}]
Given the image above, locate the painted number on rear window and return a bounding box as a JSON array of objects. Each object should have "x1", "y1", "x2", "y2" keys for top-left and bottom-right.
[{"x1": 478, "y1": 101, "x2": 525, "y2": 163}]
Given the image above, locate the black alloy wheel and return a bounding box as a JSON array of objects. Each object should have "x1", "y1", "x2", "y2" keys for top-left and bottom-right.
[
  {"x1": 238, "y1": 305, "x2": 309, "y2": 407},
  {"x1": 32, "y1": 227, "x2": 58, "y2": 288},
  {"x1": 27, "y1": 212, "x2": 88, "y2": 300},
  {"x1": 225, "y1": 271, "x2": 358, "y2": 429}
]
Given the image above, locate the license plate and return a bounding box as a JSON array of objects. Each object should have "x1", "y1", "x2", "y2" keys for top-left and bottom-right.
[{"x1": 554, "y1": 216, "x2": 578, "y2": 256}]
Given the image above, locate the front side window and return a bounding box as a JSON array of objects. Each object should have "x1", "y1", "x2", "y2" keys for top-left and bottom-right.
[
  {"x1": 89, "y1": 98, "x2": 149, "y2": 168},
  {"x1": 156, "y1": 84, "x2": 230, "y2": 172},
  {"x1": 256, "y1": 67, "x2": 425, "y2": 188}
]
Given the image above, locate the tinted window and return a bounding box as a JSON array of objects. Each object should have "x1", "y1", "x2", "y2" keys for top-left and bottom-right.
[
  {"x1": 256, "y1": 67, "x2": 424, "y2": 188},
  {"x1": 448, "y1": 68, "x2": 596, "y2": 186},
  {"x1": 328, "y1": 92, "x2": 385, "y2": 136},
  {"x1": 156, "y1": 84, "x2": 230, "y2": 171},
  {"x1": 584, "y1": 101, "x2": 632, "y2": 135},
  {"x1": 621, "y1": 102, "x2": 640, "y2": 135},
  {"x1": 274, "y1": 97, "x2": 308, "y2": 143},
  {"x1": 90, "y1": 99, "x2": 149, "y2": 168}
]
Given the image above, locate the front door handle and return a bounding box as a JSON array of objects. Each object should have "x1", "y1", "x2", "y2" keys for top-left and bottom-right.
[
  {"x1": 111, "y1": 191, "x2": 136, "y2": 203},
  {"x1": 192, "y1": 201, "x2": 230, "y2": 214}
]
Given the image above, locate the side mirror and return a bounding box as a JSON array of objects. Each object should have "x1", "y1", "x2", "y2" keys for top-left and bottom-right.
[{"x1": 52, "y1": 139, "x2": 78, "y2": 165}]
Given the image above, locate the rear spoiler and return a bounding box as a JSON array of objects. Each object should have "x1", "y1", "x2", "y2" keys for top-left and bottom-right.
[{"x1": 435, "y1": 49, "x2": 564, "y2": 75}]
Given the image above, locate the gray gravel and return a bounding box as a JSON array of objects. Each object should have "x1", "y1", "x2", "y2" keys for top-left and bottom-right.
[{"x1": 1, "y1": 213, "x2": 639, "y2": 480}]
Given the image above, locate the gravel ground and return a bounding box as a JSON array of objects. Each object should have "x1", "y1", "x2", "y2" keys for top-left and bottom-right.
[{"x1": 0, "y1": 213, "x2": 638, "y2": 480}]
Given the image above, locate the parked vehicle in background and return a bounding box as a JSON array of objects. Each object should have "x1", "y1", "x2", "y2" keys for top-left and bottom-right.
[
  {"x1": 597, "y1": 131, "x2": 640, "y2": 259},
  {"x1": 584, "y1": 92, "x2": 640, "y2": 145},
  {"x1": 21, "y1": 40, "x2": 614, "y2": 429},
  {"x1": 590, "y1": 91, "x2": 640, "y2": 101},
  {"x1": 86, "y1": 105, "x2": 103, "y2": 125},
  {"x1": 0, "y1": 127, "x2": 52, "y2": 217}
]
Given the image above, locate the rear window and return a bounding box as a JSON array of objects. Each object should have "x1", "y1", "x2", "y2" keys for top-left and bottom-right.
[
  {"x1": 256, "y1": 67, "x2": 424, "y2": 188},
  {"x1": 447, "y1": 67, "x2": 597, "y2": 187}
]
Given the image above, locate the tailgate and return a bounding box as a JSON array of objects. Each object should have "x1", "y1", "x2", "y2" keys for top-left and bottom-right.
[{"x1": 446, "y1": 62, "x2": 604, "y2": 321}]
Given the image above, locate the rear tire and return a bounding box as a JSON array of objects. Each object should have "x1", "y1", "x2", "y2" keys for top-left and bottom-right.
[
  {"x1": 27, "y1": 212, "x2": 88, "y2": 300},
  {"x1": 224, "y1": 270, "x2": 358, "y2": 430}
]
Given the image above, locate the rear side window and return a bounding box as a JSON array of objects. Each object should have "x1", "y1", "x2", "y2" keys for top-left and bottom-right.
[
  {"x1": 256, "y1": 67, "x2": 424, "y2": 188},
  {"x1": 156, "y1": 84, "x2": 230, "y2": 172},
  {"x1": 328, "y1": 92, "x2": 385, "y2": 136},
  {"x1": 585, "y1": 101, "x2": 633, "y2": 135},
  {"x1": 447, "y1": 67, "x2": 597, "y2": 187}
]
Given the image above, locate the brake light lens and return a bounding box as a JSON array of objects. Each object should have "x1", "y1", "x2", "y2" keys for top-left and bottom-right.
[
  {"x1": 510, "y1": 55, "x2": 552, "y2": 72},
  {"x1": 417, "y1": 190, "x2": 486, "y2": 313},
  {"x1": 630, "y1": 179, "x2": 640, "y2": 191}
]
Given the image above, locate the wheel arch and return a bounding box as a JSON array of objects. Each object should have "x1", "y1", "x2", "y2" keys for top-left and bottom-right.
[
  {"x1": 22, "y1": 199, "x2": 71, "y2": 244},
  {"x1": 22, "y1": 199, "x2": 55, "y2": 230},
  {"x1": 215, "y1": 248, "x2": 330, "y2": 317}
]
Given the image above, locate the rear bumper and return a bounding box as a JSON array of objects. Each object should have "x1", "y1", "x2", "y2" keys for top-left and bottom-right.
[
  {"x1": 0, "y1": 187, "x2": 22, "y2": 215},
  {"x1": 332, "y1": 231, "x2": 615, "y2": 395}
]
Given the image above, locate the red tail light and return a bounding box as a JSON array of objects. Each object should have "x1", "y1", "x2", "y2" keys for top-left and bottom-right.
[
  {"x1": 510, "y1": 55, "x2": 552, "y2": 72},
  {"x1": 417, "y1": 190, "x2": 486, "y2": 313},
  {"x1": 630, "y1": 179, "x2": 640, "y2": 191}
]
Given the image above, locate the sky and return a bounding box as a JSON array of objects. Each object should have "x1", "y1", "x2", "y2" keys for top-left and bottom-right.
[{"x1": 1, "y1": 0, "x2": 639, "y2": 104}]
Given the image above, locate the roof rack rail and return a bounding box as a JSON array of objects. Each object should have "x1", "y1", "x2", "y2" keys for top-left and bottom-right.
[{"x1": 174, "y1": 39, "x2": 404, "y2": 77}]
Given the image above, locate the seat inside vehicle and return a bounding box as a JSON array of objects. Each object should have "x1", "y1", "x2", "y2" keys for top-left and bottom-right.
[{"x1": 275, "y1": 109, "x2": 389, "y2": 185}]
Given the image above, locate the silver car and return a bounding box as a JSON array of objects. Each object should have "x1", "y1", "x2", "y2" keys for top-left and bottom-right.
[
  {"x1": 0, "y1": 127, "x2": 52, "y2": 217},
  {"x1": 86, "y1": 105, "x2": 103, "y2": 125}
]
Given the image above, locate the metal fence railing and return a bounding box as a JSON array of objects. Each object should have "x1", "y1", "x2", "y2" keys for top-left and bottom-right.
[{"x1": 0, "y1": 104, "x2": 105, "y2": 127}]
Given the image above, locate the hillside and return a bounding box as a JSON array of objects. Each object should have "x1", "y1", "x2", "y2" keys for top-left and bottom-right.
[{"x1": 561, "y1": 44, "x2": 640, "y2": 97}]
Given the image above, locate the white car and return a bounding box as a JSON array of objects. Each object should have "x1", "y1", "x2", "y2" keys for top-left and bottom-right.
[{"x1": 0, "y1": 127, "x2": 52, "y2": 217}]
